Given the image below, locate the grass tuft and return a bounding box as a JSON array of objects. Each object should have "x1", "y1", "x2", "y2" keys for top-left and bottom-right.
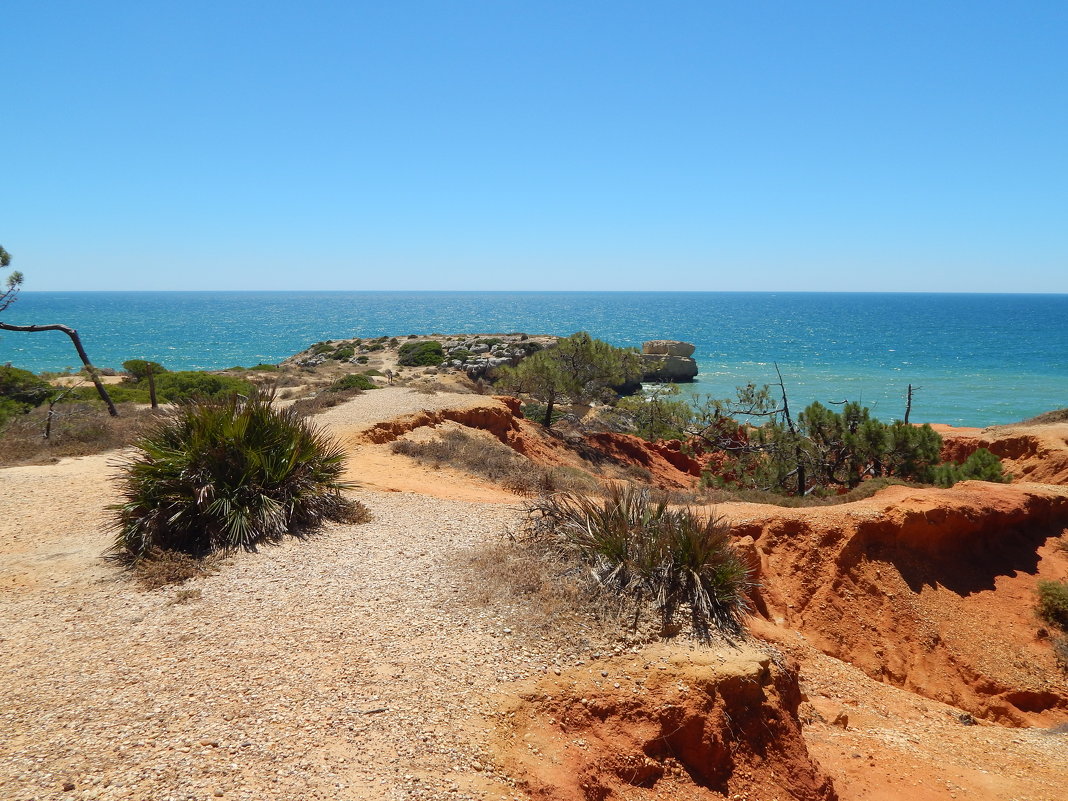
[
  {"x1": 391, "y1": 427, "x2": 527, "y2": 482},
  {"x1": 525, "y1": 485, "x2": 751, "y2": 639}
]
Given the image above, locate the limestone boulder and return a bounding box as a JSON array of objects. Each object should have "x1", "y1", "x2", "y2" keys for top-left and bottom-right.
[
  {"x1": 642, "y1": 340, "x2": 696, "y2": 358},
  {"x1": 640, "y1": 353, "x2": 698, "y2": 382}
]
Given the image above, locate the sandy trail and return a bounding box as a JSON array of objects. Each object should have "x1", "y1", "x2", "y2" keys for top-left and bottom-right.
[{"x1": 0, "y1": 461, "x2": 544, "y2": 800}]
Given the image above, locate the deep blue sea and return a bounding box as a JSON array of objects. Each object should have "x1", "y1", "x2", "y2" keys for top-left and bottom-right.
[{"x1": 3, "y1": 291, "x2": 1067, "y2": 427}]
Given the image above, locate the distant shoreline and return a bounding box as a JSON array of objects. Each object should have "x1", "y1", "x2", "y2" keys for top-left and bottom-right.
[{"x1": 4, "y1": 291, "x2": 1068, "y2": 427}]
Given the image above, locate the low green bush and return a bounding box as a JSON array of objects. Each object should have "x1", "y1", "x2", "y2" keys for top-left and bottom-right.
[
  {"x1": 1037, "y1": 579, "x2": 1068, "y2": 630},
  {"x1": 331, "y1": 346, "x2": 355, "y2": 361},
  {"x1": 153, "y1": 371, "x2": 253, "y2": 402},
  {"x1": 398, "y1": 341, "x2": 445, "y2": 366},
  {"x1": 0, "y1": 365, "x2": 53, "y2": 407},
  {"x1": 933, "y1": 447, "x2": 1011, "y2": 487},
  {"x1": 355, "y1": 355, "x2": 369, "y2": 364},
  {"x1": 250, "y1": 363, "x2": 279, "y2": 372},
  {"x1": 108, "y1": 391, "x2": 364, "y2": 559},
  {"x1": 526, "y1": 485, "x2": 751, "y2": 638},
  {"x1": 0, "y1": 366, "x2": 54, "y2": 428},
  {"x1": 71, "y1": 384, "x2": 152, "y2": 404},
  {"x1": 0, "y1": 396, "x2": 24, "y2": 428},
  {"x1": 329, "y1": 373, "x2": 377, "y2": 392}
]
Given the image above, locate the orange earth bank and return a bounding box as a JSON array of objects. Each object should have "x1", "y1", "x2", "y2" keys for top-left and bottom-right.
[{"x1": 365, "y1": 399, "x2": 1068, "y2": 799}]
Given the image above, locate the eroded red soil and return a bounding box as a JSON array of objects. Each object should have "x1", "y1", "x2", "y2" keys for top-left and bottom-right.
[
  {"x1": 330, "y1": 396, "x2": 1068, "y2": 799},
  {"x1": 493, "y1": 643, "x2": 836, "y2": 801}
]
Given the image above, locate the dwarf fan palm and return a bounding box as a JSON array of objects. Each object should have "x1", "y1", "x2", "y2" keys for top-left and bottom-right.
[{"x1": 109, "y1": 390, "x2": 358, "y2": 559}]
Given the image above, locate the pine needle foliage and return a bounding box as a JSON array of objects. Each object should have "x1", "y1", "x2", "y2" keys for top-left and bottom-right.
[
  {"x1": 526, "y1": 485, "x2": 751, "y2": 639},
  {"x1": 109, "y1": 390, "x2": 360, "y2": 560}
]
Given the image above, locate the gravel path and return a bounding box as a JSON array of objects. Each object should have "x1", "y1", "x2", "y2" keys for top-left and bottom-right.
[
  {"x1": 0, "y1": 389, "x2": 565, "y2": 801},
  {"x1": 0, "y1": 480, "x2": 561, "y2": 800}
]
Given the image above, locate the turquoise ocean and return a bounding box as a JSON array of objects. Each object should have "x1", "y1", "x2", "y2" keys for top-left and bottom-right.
[{"x1": 3, "y1": 291, "x2": 1067, "y2": 427}]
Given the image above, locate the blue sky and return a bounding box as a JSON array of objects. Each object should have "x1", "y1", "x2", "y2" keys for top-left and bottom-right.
[{"x1": 3, "y1": 1, "x2": 1066, "y2": 292}]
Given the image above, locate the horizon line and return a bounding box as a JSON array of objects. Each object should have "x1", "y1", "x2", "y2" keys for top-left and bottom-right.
[{"x1": 18, "y1": 288, "x2": 1068, "y2": 297}]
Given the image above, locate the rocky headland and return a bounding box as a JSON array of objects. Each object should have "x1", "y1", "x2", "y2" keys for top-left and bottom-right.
[{"x1": 284, "y1": 333, "x2": 700, "y2": 385}]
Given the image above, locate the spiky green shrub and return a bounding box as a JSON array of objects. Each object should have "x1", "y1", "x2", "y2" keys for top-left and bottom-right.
[
  {"x1": 109, "y1": 391, "x2": 362, "y2": 560},
  {"x1": 526, "y1": 486, "x2": 751, "y2": 638}
]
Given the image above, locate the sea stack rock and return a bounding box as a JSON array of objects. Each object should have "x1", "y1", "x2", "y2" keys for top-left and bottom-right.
[{"x1": 640, "y1": 340, "x2": 698, "y2": 382}]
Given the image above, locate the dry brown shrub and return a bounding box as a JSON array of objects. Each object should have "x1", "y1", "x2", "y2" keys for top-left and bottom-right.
[
  {"x1": 132, "y1": 551, "x2": 217, "y2": 590},
  {"x1": 390, "y1": 426, "x2": 608, "y2": 495},
  {"x1": 502, "y1": 465, "x2": 604, "y2": 497},
  {"x1": 0, "y1": 403, "x2": 160, "y2": 467},
  {"x1": 269, "y1": 370, "x2": 306, "y2": 389},
  {"x1": 390, "y1": 427, "x2": 529, "y2": 481},
  {"x1": 411, "y1": 379, "x2": 474, "y2": 395},
  {"x1": 334, "y1": 498, "x2": 372, "y2": 524},
  {"x1": 289, "y1": 388, "x2": 362, "y2": 417}
]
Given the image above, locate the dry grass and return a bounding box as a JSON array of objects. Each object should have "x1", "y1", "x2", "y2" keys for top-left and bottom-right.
[
  {"x1": 463, "y1": 535, "x2": 629, "y2": 649},
  {"x1": 390, "y1": 427, "x2": 605, "y2": 496},
  {"x1": 131, "y1": 551, "x2": 218, "y2": 590},
  {"x1": 502, "y1": 465, "x2": 604, "y2": 497},
  {"x1": 391, "y1": 427, "x2": 528, "y2": 481},
  {"x1": 0, "y1": 403, "x2": 160, "y2": 467},
  {"x1": 333, "y1": 498, "x2": 373, "y2": 524},
  {"x1": 407, "y1": 379, "x2": 475, "y2": 395},
  {"x1": 289, "y1": 388, "x2": 363, "y2": 417},
  {"x1": 1020, "y1": 408, "x2": 1068, "y2": 425}
]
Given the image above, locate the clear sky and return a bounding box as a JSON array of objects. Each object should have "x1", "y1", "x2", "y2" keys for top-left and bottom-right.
[{"x1": 3, "y1": 1, "x2": 1066, "y2": 292}]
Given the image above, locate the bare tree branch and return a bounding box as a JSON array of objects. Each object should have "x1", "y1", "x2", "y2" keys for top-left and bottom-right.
[{"x1": 0, "y1": 322, "x2": 118, "y2": 416}]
